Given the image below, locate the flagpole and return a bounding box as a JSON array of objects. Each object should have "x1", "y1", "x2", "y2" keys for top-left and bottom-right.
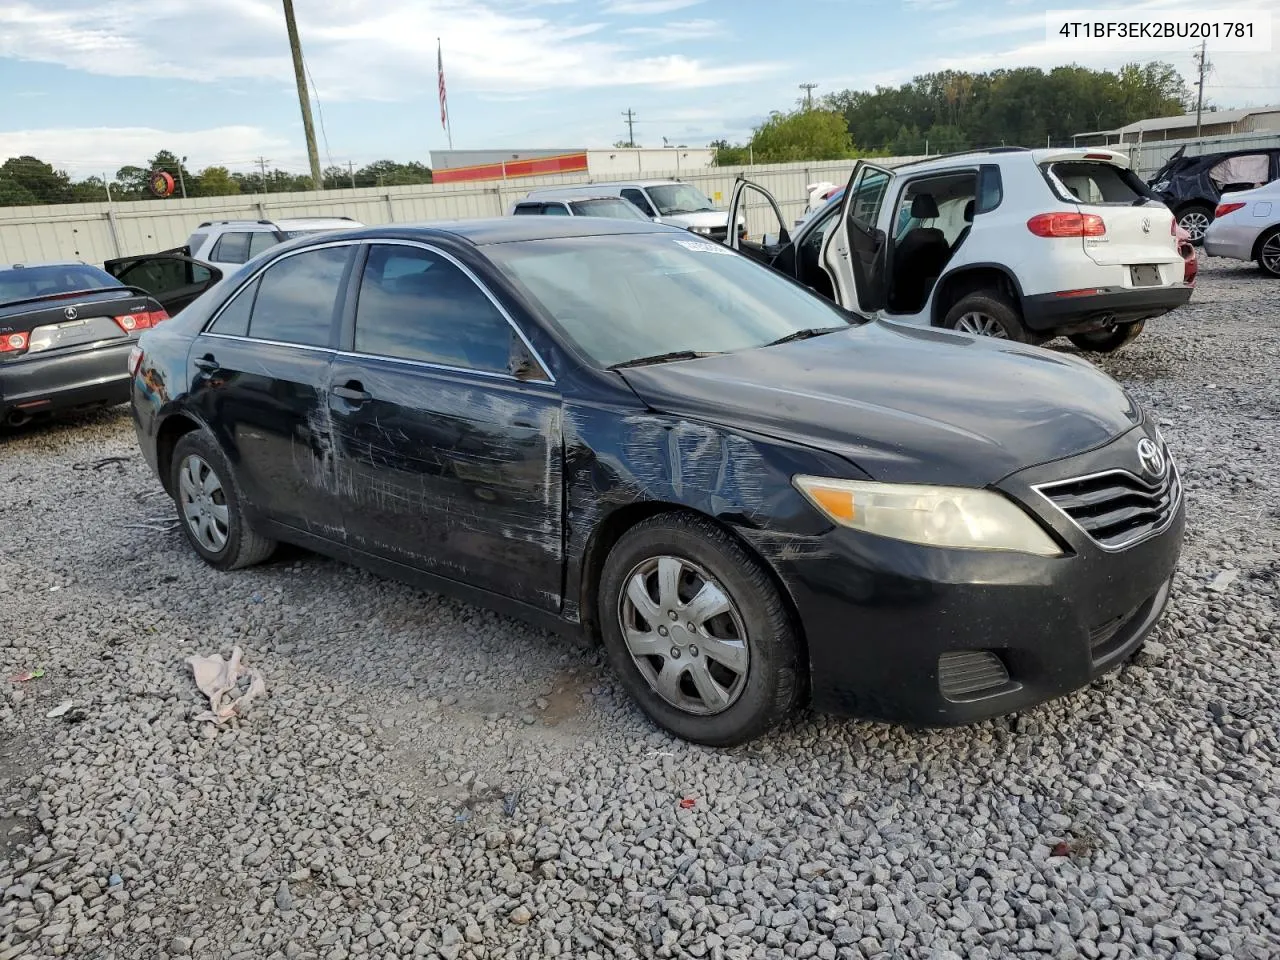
[{"x1": 439, "y1": 37, "x2": 453, "y2": 150}]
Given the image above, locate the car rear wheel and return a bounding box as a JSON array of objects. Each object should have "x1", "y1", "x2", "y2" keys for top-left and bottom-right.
[
  {"x1": 171, "y1": 431, "x2": 276, "y2": 571},
  {"x1": 942, "y1": 290, "x2": 1031, "y2": 342},
  {"x1": 1177, "y1": 204, "x2": 1214, "y2": 244},
  {"x1": 1257, "y1": 227, "x2": 1280, "y2": 277},
  {"x1": 1068, "y1": 321, "x2": 1145, "y2": 353},
  {"x1": 598, "y1": 513, "x2": 802, "y2": 747}
]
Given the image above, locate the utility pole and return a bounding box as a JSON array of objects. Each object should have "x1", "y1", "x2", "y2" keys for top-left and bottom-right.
[
  {"x1": 799, "y1": 83, "x2": 818, "y2": 111},
  {"x1": 281, "y1": 0, "x2": 323, "y2": 190},
  {"x1": 177, "y1": 155, "x2": 188, "y2": 199},
  {"x1": 1194, "y1": 39, "x2": 1209, "y2": 138},
  {"x1": 347, "y1": 160, "x2": 356, "y2": 188},
  {"x1": 622, "y1": 109, "x2": 637, "y2": 147},
  {"x1": 254, "y1": 157, "x2": 270, "y2": 193}
]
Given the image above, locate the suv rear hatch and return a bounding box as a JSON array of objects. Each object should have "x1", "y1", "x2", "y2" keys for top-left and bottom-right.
[{"x1": 1038, "y1": 152, "x2": 1182, "y2": 277}]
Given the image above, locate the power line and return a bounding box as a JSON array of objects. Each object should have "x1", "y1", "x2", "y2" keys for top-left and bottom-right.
[
  {"x1": 304, "y1": 58, "x2": 336, "y2": 175},
  {"x1": 621, "y1": 109, "x2": 638, "y2": 147}
]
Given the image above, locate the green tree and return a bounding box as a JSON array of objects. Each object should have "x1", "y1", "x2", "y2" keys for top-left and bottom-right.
[
  {"x1": 193, "y1": 166, "x2": 240, "y2": 196},
  {"x1": 0, "y1": 156, "x2": 73, "y2": 203},
  {"x1": 710, "y1": 139, "x2": 751, "y2": 166},
  {"x1": 747, "y1": 109, "x2": 855, "y2": 164},
  {"x1": 0, "y1": 176, "x2": 39, "y2": 206}
]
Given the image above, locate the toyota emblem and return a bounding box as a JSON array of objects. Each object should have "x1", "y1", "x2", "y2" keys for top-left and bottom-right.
[
  {"x1": 63, "y1": 306, "x2": 78, "y2": 320},
  {"x1": 1137, "y1": 437, "x2": 1166, "y2": 479}
]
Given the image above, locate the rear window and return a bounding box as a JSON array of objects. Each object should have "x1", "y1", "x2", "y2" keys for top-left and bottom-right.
[
  {"x1": 0, "y1": 264, "x2": 122, "y2": 305},
  {"x1": 1041, "y1": 162, "x2": 1150, "y2": 205}
]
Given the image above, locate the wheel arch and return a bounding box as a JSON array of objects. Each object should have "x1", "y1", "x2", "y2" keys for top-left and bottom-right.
[
  {"x1": 154, "y1": 411, "x2": 206, "y2": 495},
  {"x1": 931, "y1": 263, "x2": 1025, "y2": 327},
  {"x1": 1250, "y1": 222, "x2": 1280, "y2": 262},
  {"x1": 576, "y1": 501, "x2": 812, "y2": 701}
]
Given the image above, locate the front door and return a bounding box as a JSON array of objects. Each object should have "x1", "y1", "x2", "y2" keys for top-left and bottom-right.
[
  {"x1": 104, "y1": 254, "x2": 222, "y2": 314},
  {"x1": 821, "y1": 162, "x2": 893, "y2": 314},
  {"x1": 187, "y1": 243, "x2": 355, "y2": 536},
  {"x1": 726, "y1": 178, "x2": 794, "y2": 272},
  {"x1": 329, "y1": 241, "x2": 564, "y2": 611}
]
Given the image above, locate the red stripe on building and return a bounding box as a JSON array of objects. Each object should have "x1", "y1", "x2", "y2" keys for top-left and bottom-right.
[{"x1": 434, "y1": 152, "x2": 589, "y2": 184}]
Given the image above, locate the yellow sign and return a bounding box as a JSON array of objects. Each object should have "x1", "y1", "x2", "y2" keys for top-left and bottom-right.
[{"x1": 713, "y1": 191, "x2": 723, "y2": 202}]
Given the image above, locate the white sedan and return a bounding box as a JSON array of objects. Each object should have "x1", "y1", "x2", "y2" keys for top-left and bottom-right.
[{"x1": 1203, "y1": 180, "x2": 1280, "y2": 277}]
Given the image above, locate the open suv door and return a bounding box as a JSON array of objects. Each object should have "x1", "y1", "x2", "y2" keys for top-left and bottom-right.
[
  {"x1": 820, "y1": 161, "x2": 893, "y2": 315},
  {"x1": 726, "y1": 178, "x2": 794, "y2": 269},
  {"x1": 104, "y1": 250, "x2": 222, "y2": 315}
]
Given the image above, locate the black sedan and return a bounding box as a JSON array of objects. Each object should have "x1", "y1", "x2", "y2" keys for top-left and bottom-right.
[{"x1": 130, "y1": 218, "x2": 1184, "y2": 746}]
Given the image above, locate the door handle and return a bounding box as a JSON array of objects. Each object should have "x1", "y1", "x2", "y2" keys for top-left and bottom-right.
[
  {"x1": 194, "y1": 354, "x2": 218, "y2": 372},
  {"x1": 333, "y1": 381, "x2": 372, "y2": 403}
]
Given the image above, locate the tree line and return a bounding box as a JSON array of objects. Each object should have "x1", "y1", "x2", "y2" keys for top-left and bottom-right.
[
  {"x1": 0, "y1": 151, "x2": 433, "y2": 207},
  {"x1": 711, "y1": 61, "x2": 1188, "y2": 165},
  {"x1": 1, "y1": 62, "x2": 1191, "y2": 206}
]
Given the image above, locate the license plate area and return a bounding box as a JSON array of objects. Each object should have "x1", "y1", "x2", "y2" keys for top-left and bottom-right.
[{"x1": 1130, "y1": 264, "x2": 1161, "y2": 287}]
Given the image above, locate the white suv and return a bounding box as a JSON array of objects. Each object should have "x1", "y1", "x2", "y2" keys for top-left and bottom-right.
[
  {"x1": 184, "y1": 217, "x2": 363, "y2": 274},
  {"x1": 728, "y1": 148, "x2": 1193, "y2": 352}
]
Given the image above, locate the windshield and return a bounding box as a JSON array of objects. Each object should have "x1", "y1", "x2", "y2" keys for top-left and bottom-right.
[
  {"x1": 571, "y1": 198, "x2": 649, "y2": 220},
  {"x1": 0, "y1": 264, "x2": 122, "y2": 305},
  {"x1": 488, "y1": 233, "x2": 854, "y2": 368},
  {"x1": 646, "y1": 183, "x2": 716, "y2": 216}
]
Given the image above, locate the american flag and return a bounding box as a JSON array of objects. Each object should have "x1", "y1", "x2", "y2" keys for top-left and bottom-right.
[{"x1": 437, "y1": 39, "x2": 448, "y2": 133}]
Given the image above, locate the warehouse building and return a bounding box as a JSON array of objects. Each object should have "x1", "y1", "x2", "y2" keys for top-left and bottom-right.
[{"x1": 429, "y1": 147, "x2": 716, "y2": 183}]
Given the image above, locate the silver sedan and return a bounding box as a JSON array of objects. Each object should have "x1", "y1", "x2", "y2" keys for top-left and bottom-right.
[{"x1": 1203, "y1": 180, "x2": 1280, "y2": 277}]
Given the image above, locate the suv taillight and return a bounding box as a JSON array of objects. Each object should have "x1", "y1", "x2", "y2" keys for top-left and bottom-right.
[
  {"x1": 1214, "y1": 201, "x2": 1246, "y2": 218},
  {"x1": 1027, "y1": 213, "x2": 1106, "y2": 238},
  {"x1": 1, "y1": 332, "x2": 29, "y2": 356},
  {"x1": 113, "y1": 309, "x2": 170, "y2": 334}
]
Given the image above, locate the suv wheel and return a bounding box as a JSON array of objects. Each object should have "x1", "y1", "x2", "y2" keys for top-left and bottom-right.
[
  {"x1": 171, "y1": 430, "x2": 276, "y2": 570},
  {"x1": 942, "y1": 290, "x2": 1031, "y2": 342},
  {"x1": 598, "y1": 513, "x2": 802, "y2": 747},
  {"x1": 1256, "y1": 226, "x2": 1280, "y2": 277},
  {"x1": 1177, "y1": 204, "x2": 1214, "y2": 244},
  {"x1": 1068, "y1": 321, "x2": 1145, "y2": 353}
]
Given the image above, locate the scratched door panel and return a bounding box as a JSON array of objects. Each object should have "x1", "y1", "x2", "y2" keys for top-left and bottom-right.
[
  {"x1": 328, "y1": 356, "x2": 564, "y2": 611},
  {"x1": 187, "y1": 335, "x2": 342, "y2": 538}
]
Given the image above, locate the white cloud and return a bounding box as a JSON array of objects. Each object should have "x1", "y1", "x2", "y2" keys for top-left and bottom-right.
[
  {"x1": 0, "y1": 0, "x2": 774, "y2": 99},
  {"x1": 0, "y1": 126, "x2": 295, "y2": 177},
  {"x1": 602, "y1": 0, "x2": 703, "y2": 13},
  {"x1": 619, "y1": 18, "x2": 722, "y2": 40}
]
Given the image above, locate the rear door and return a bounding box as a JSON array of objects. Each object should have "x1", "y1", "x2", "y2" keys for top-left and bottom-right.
[
  {"x1": 104, "y1": 254, "x2": 222, "y2": 313},
  {"x1": 821, "y1": 162, "x2": 892, "y2": 314},
  {"x1": 328, "y1": 240, "x2": 564, "y2": 611},
  {"x1": 726, "y1": 178, "x2": 793, "y2": 269},
  {"x1": 1039, "y1": 156, "x2": 1182, "y2": 278},
  {"x1": 187, "y1": 243, "x2": 355, "y2": 534}
]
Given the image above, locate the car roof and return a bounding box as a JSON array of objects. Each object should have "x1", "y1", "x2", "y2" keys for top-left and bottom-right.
[
  {"x1": 192, "y1": 217, "x2": 359, "y2": 230},
  {"x1": 3, "y1": 260, "x2": 91, "y2": 271},
  {"x1": 519, "y1": 195, "x2": 635, "y2": 203},
  {"x1": 314, "y1": 217, "x2": 682, "y2": 246}
]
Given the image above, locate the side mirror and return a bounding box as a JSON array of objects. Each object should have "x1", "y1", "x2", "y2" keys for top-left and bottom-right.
[{"x1": 508, "y1": 339, "x2": 545, "y2": 382}]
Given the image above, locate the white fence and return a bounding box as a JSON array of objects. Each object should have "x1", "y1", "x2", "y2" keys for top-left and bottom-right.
[{"x1": 0, "y1": 157, "x2": 922, "y2": 266}]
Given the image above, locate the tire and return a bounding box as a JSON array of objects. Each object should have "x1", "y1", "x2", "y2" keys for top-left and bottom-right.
[
  {"x1": 1069, "y1": 321, "x2": 1145, "y2": 353},
  {"x1": 170, "y1": 430, "x2": 276, "y2": 571},
  {"x1": 1176, "y1": 204, "x2": 1214, "y2": 245},
  {"x1": 942, "y1": 290, "x2": 1031, "y2": 342},
  {"x1": 598, "y1": 513, "x2": 802, "y2": 747},
  {"x1": 1256, "y1": 226, "x2": 1280, "y2": 277}
]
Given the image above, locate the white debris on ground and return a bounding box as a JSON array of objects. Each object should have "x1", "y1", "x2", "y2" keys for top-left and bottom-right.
[{"x1": 1, "y1": 258, "x2": 1278, "y2": 959}]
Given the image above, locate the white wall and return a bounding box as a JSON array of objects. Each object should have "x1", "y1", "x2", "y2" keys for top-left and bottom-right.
[{"x1": 0, "y1": 157, "x2": 921, "y2": 265}]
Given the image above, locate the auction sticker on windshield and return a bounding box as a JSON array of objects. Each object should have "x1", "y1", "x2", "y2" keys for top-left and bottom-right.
[{"x1": 674, "y1": 239, "x2": 734, "y2": 255}]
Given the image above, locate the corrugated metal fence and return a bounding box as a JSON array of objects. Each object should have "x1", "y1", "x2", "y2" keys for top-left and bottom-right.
[
  {"x1": 1123, "y1": 131, "x2": 1280, "y2": 178},
  {"x1": 0, "y1": 157, "x2": 922, "y2": 266}
]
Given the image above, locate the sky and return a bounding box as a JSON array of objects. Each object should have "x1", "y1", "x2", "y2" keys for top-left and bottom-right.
[{"x1": 1, "y1": 0, "x2": 1277, "y2": 178}]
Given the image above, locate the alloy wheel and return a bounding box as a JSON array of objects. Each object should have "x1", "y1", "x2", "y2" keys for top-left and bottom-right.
[
  {"x1": 1179, "y1": 210, "x2": 1211, "y2": 242},
  {"x1": 179, "y1": 454, "x2": 230, "y2": 552},
  {"x1": 618, "y1": 555, "x2": 750, "y2": 716},
  {"x1": 954, "y1": 312, "x2": 1008, "y2": 338},
  {"x1": 1262, "y1": 233, "x2": 1280, "y2": 276}
]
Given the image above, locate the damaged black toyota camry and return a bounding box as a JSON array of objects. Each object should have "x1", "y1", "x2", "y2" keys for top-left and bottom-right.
[{"x1": 130, "y1": 218, "x2": 1183, "y2": 746}]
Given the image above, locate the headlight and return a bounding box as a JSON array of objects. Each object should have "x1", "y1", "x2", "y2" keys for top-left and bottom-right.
[
  {"x1": 792, "y1": 476, "x2": 1063, "y2": 556},
  {"x1": 688, "y1": 226, "x2": 713, "y2": 236},
  {"x1": 1151, "y1": 180, "x2": 1170, "y2": 192}
]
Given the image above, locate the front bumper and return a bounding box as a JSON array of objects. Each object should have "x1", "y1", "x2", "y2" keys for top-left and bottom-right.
[
  {"x1": 751, "y1": 428, "x2": 1185, "y2": 726},
  {"x1": 1022, "y1": 285, "x2": 1193, "y2": 334},
  {"x1": 0, "y1": 342, "x2": 133, "y2": 420}
]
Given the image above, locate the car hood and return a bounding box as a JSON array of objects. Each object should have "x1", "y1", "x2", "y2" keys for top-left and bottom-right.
[
  {"x1": 662, "y1": 210, "x2": 730, "y2": 228},
  {"x1": 617, "y1": 321, "x2": 1143, "y2": 487}
]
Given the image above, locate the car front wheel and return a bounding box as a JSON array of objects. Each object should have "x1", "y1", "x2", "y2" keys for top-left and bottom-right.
[
  {"x1": 1068, "y1": 321, "x2": 1145, "y2": 353},
  {"x1": 598, "y1": 513, "x2": 802, "y2": 747},
  {"x1": 170, "y1": 430, "x2": 276, "y2": 571}
]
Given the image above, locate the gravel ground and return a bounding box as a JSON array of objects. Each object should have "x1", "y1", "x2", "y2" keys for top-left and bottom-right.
[{"x1": 2, "y1": 257, "x2": 1277, "y2": 960}]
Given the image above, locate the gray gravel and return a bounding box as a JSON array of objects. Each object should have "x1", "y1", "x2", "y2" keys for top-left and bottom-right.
[{"x1": 2, "y1": 257, "x2": 1278, "y2": 959}]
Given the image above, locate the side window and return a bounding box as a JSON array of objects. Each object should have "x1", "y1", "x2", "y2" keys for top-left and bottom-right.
[
  {"x1": 185, "y1": 232, "x2": 209, "y2": 255},
  {"x1": 976, "y1": 165, "x2": 1003, "y2": 213},
  {"x1": 542, "y1": 203, "x2": 570, "y2": 216},
  {"x1": 621, "y1": 188, "x2": 657, "y2": 218},
  {"x1": 1208, "y1": 153, "x2": 1270, "y2": 187},
  {"x1": 248, "y1": 246, "x2": 350, "y2": 347},
  {"x1": 354, "y1": 244, "x2": 516, "y2": 374},
  {"x1": 209, "y1": 278, "x2": 259, "y2": 337},
  {"x1": 513, "y1": 203, "x2": 542, "y2": 216},
  {"x1": 116, "y1": 257, "x2": 213, "y2": 297},
  {"x1": 848, "y1": 168, "x2": 891, "y2": 227},
  {"x1": 248, "y1": 232, "x2": 281, "y2": 259},
  {"x1": 802, "y1": 203, "x2": 842, "y2": 258},
  {"x1": 210, "y1": 232, "x2": 252, "y2": 264}
]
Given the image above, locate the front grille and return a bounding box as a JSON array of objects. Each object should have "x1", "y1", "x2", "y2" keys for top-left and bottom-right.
[
  {"x1": 1034, "y1": 460, "x2": 1180, "y2": 550},
  {"x1": 938, "y1": 650, "x2": 1011, "y2": 699}
]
